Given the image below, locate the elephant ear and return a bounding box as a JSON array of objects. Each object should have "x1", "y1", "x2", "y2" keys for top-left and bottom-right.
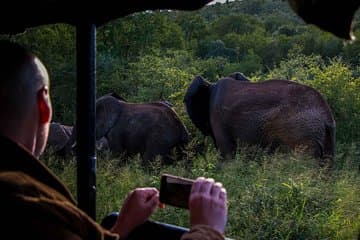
[
  {"x1": 96, "y1": 96, "x2": 121, "y2": 140},
  {"x1": 184, "y1": 76, "x2": 213, "y2": 137},
  {"x1": 105, "y1": 92, "x2": 127, "y2": 102},
  {"x1": 287, "y1": 0, "x2": 360, "y2": 40},
  {"x1": 227, "y1": 72, "x2": 250, "y2": 81}
]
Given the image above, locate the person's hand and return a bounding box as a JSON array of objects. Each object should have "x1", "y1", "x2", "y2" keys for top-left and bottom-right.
[
  {"x1": 111, "y1": 187, "x2": 159, "y2": 238},
  {"x1": 189, "y1": 177, "x2": 227, "y2": 234}
]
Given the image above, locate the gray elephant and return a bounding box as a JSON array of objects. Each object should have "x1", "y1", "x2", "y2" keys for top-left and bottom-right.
[
  {"x1": 184, "y1": 73, "x2": 336, "y2": 162},
  {"x1": 46, "y1": 122, "x2": 73, "y2": 157},
  {"x1": 95, "y1": 93, "x2": 189, "y2": 163}
]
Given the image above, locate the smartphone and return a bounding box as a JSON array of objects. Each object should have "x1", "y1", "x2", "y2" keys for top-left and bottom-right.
[{"x1": 159, "y1": 174, "x2": 194, "y2": 209}]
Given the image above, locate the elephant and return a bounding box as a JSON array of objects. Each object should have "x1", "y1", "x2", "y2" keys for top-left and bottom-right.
[
  {"x1": 46, "y1": 122, "x2": 74, "y2": 157},
  {"x1": 184, "y1": 73, "x2": 336, "y2": 162},
  {"x1": 95, "y1": 92, "x2": 189, "y2": 163}
]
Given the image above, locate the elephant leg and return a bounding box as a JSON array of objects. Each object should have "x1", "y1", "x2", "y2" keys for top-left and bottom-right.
[
  {"x1": 142, "y1": 150, "x2": 161, "y2": 164},
  {"x1": 265, "y1": 139, "x2": 281, "y2": 154},
  {"x1": 310, "y1": 139, "x2": 333, "y2": 168},
  {"x1": 145, "y1": 149, "x2": 175, "y2": 165},
  {"x1": 143, "y1": 140, "x2": 175, "y2": 165},
  {"x1": 213, "y1": 130, "x2": 235, "y2": 160},
  {"x1": 175, "y1": 144, "x2": 188, "y2": 162}
]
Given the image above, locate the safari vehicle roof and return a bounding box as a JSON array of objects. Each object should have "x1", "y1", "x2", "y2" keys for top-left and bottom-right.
[
  {"x1": 0, "y1": 0, "x2": 213, "y2": 34},
  {"x1": 0, "y1": 0, "x2": 213, "y2": 220},
  {"x1": 0, "y1": 0, "x2": 359, "y2": 221},
  {"x1": 1, "y1": 0, "x2": 359, "y2": 39}
]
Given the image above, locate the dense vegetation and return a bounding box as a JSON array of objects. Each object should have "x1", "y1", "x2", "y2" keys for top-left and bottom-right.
[
  {"x1": 3, "y1": 0, "x2": 360, "y2": 143},
  {"x1": 3, "y1": 0, "x2": 360, "y2": 238}
]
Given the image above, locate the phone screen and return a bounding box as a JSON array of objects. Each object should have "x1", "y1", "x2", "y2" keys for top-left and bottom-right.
[{"x1": 159, "y1": 174, "x2": 194, "y2": 209}]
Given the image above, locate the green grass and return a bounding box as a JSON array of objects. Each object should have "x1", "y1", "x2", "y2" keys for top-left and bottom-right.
[{"x1": 44, "y1": 142, "x2": 360, "y2": 239}]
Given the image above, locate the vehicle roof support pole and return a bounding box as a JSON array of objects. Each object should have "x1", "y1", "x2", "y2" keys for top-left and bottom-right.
[{"x1": 76, "y1": 21, "x2": 97, "y2": 220}]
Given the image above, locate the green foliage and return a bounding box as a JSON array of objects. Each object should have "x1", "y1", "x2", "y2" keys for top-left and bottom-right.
[
  {"x1": 125, "y1": 50, "x2": 196, "y2": 105},
  {"x1": 237, "y1": 49, "x2": 264, "y2": 75},
  {"x1": 342, "y1": 30, "x2": 360, "y2": 65},
  {"x1": 97, "y1": 12, "x2": 185, "y2": 60},
  {"x1": 174, "y1": 13, "x2": 209, "y2": 48},
  {"x1": 212, "y1": 14, "x2": 265, "y2": 37},
  {"x1": 2, "y1": 0, "x2": 358, "y2": 140},
  {"x1": 4, "y1": 2, "x2": 360, "y2": 238},
  {"x1": 45, "y1": 143, "x2": 360, "y2": 239},
  {"x1": 193, "y1": 57, "x2": 228, "y2": 81},
  {"x1": 197, "y1": 39, "x2": 238, "y2": 61}
]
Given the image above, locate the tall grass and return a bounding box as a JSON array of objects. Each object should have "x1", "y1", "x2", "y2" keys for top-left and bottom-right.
[{"x1": 45, "y1": 142, "x2": 360, "y2": 239}]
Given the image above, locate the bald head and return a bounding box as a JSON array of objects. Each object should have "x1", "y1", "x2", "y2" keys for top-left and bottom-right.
[
  {"x1": 0, "y1": 41, "x2": 49, "y2": 118},
  {"x1": 0, "y1": 40, "x2": 52, "y2": 156}
]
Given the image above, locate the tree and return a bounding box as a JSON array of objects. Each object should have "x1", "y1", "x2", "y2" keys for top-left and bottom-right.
[{"x1": 212, "y1": 14, "x2": 265, "y2": 37}]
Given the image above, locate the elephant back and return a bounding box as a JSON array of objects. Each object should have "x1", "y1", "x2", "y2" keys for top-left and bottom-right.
[
  {"x1": 147, "y1": 102, "x2": 189, "y2": 145},
  {"x1": 227, "y1": 72, "x2": 250, "y2": 81},
  {"x1": 106, "y1": 92, "x2": 127, "y2": 102}
]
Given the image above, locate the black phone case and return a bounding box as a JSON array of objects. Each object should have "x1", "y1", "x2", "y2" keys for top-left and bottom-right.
[{"x1": 159, "y1": 174, "x2": 194, "y2": 209}]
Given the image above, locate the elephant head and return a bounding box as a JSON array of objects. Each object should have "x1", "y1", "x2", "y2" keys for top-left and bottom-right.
[
  {"x1": 184, "y1": 75, "x2": 214, "y2": 139},
  {"x1": 67, "y1": 92, "x2": 126, "y2": 150},
  {"x1": 96, "y1": 93, "x2": 125, "y2": 141},
  {"x1": 184, "y1": 74, "x2": 248, "y2": 144}
]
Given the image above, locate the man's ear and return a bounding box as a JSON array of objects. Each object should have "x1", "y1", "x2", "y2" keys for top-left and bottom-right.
[{"x1": 37, "y1": 86, "x2": 52, "y2": 124}]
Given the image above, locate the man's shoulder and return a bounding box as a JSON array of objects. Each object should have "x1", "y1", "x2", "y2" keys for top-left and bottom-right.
[
  {"x1": 0, "y1": 171, "x2": 119, "y2": 240},
  {"x1": 0, "y1": 171, "x2": 69, "y2": 202}
]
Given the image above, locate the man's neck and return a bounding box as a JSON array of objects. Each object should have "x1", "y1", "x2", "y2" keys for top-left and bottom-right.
[{"x1": 0, "y1": 121, "x2": 36, "y2": 155}]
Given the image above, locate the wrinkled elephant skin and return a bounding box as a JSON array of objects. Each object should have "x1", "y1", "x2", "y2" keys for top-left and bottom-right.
[
  {"x1": 184, "y1": 75, "x2": 336, "y2": 162},
  {"x1": 96, "y1": 93, "x2": 189, "y2": 163},
  {"x1": 46, "y1": 122, "x2": 73, "y2": 156}
]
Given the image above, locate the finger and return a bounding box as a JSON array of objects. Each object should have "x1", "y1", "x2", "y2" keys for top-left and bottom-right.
[
  {"x1": 191, "y1": 177, "x2": 206, "y2": 194},
  {"x1": 138, "y1": 188, "x2": 158, "y2": 200},
  {"x1": 199, "y1": 178, "x2": 214, "y2": 194},
  {"x1": 145, "y1": 190, "x2": 159, "y2": 204},
  {"x1": 145, "y1": 193, "x2": 159, "y2": 213},
  {"x1": 123, "y1": 189, "x2": 135, "y2": 203},
  {"x1": 140, "y1": 187, "x2": 159, "y2": 195},
  {"x1": 219, "y1": 188, "x2": 227, "y2": 201},
  {"x1": 210, "y1": 182, "x2": 223, "y2": 198}
]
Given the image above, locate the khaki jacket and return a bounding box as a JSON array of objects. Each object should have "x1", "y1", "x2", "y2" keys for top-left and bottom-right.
[{"x1": 0, "y1": 135, "x2": 224, "y2": 240}]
